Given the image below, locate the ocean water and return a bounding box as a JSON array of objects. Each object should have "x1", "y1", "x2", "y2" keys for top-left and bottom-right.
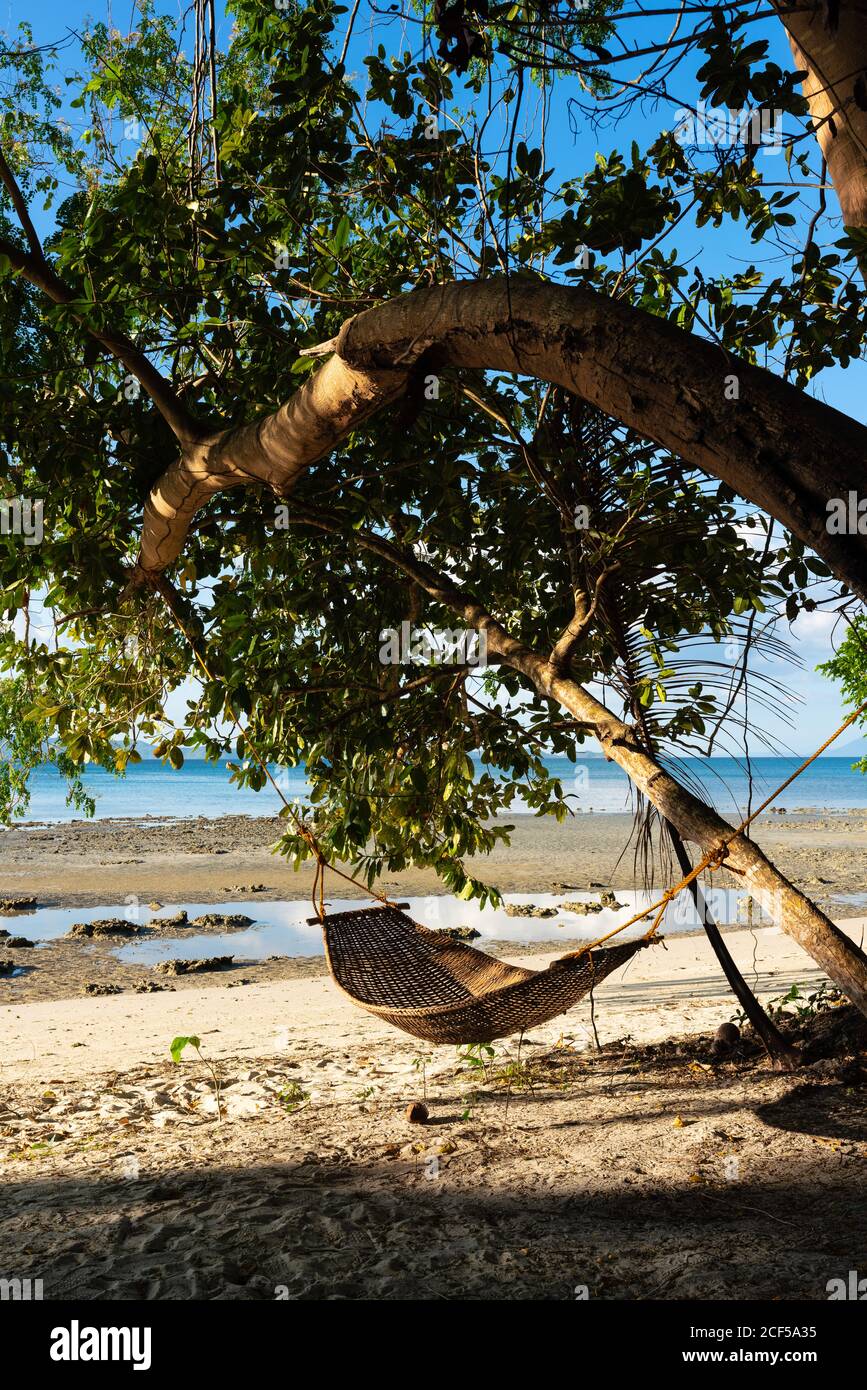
[{"x1": 12, "y1": 753, "x2": 867, "y2": 823}]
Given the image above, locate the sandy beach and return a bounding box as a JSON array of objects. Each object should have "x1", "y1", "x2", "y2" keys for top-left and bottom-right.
[
  {"x1": 2, "y1": 802, "x2": 867, "y2": 1300},
  {"x1": 2, "y1": 924, "x2": 866, "y2": 1301}
]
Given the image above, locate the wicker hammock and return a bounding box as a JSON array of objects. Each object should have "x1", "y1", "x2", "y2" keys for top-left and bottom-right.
[{"x1": 321, "y1": 904, "x2": 650, "y2": 1044}]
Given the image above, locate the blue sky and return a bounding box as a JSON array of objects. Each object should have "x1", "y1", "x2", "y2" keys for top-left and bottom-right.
[{"x1": 3, "y1": 0, "x2": 864, "y2": 755}]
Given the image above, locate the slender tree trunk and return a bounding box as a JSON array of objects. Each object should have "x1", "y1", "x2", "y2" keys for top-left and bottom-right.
[
  {"x1": 600, "y1": 597, "x2": 798, "y2": 1065},
  {"x1": 479, "y1": 611, "x2": 867, "y2": 1014},
  {"x1": 290, "y1": 504, "x2": 867, "y2": 1020},
  {"x1": 666, "y1": 823, "x2": 800, "y2": 1069}
]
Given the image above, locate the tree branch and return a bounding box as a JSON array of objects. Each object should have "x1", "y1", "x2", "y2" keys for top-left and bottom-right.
[
  {"x1": 0, "y1": 145, "x2": 43, "y2": 258},
  {"x1": 132, "y1": 281, "x2": 867, "y2": 601},
  {"x1": 0, "y1": 148, "x2": 203, "y2": 449},
  {"x1": 549, "y1": 564, "x2": 620, "y2": 674}
]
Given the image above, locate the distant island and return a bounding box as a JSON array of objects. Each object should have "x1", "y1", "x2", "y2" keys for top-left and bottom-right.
[{"x1": 826, "y1": 738, "x2": 867, "y2": 761}]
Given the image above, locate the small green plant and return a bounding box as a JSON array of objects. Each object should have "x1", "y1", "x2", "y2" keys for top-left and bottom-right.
[
  {"x1": 170, "y1": 1035, "x2": 224, "y2": 1121},
  {"x1": 460, "y1": 1091, "x2": 480, "y2": 1121},
  {"x1": 278, "y1": 1079, "x2": 310, "y2": 1114},
  {"x1": 494, "y1": 1058, "x2": 537, "y2": 1096},
  {"x1": 411, "y1": 1052, "x2": 433, "y2": 1101},
  {"x1": 731, "y1": 980, "x2": 846, "y2": 1030},
  {"x1": 457, "y1": 1042, "x2": 496, "y2": 1082},
  {"x1": 766, "y1": 981, "x2": 845, "y2": 1021},
  {"x1": 454, "y1": 1040, "x2": 539, "y2": 1117},
  {"x1": 355, "y1": 1085, "x2": 376, "y2": 1102}
]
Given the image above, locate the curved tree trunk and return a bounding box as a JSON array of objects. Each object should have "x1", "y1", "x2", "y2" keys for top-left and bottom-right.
[
  {"x1": 286, "y1": 506, "x2": 867, "y2": 1018},
  {"x1": 136, "y1": 281, "x2": 867, "y2": 601},
  {"x1": 533, "y1": 660, "x2": 867, "y2": 1016},
  {"x1": 775, "y1": 0, "x2": 867, "y2": 231}
]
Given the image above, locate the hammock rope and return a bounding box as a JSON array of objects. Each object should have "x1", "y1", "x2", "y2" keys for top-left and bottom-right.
[{"x1": 153, "y1": 578, "x2": 867, "y2": 1040}]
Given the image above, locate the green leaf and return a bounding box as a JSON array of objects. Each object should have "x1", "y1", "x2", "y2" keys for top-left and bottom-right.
[
  {"x1": 331, "y1": 215, "x2": 351, "y2": 254},
  {"x1": 170, "y1": 1035, "x2": 200, "y2": 1063}
]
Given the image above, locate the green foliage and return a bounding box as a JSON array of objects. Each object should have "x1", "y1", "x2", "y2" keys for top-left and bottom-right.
[
  {"x1": 0, "y1": 0, "x2": 861, "y2": 896},
  {"x1": 278, "y1": 1079, "x2": 311, "y2": 1113},
  {"x1": 0, "y1": 676, "x2": 95, "y2": 823},
  {"x1": 169, "y1": 1034, "x2": 201, "y2": 1063},
  {"x1": 730, "y1": 980, "x2": 846, "y2": 1029},
  {"x1": 457, "y1": 1041, "x2": 496, "y2": 1076},
  {"x1": 766, "y1": 981, "x2": 845, "y2": 1022},
  {"x1": 818, "y1": 621, "x2": 867, "y2": 771},
  {"x1": 170, "y1": 1034, "x2": 224, "y2": 1119},
  {"x1": 695, "y1": 12, "x2": 808, "y2": 116}
]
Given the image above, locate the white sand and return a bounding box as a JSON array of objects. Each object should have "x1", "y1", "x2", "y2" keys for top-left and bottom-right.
[
  {"x1": 3, "y1": 918, "x2": 867, "y2": 1301},
  {"x1": 6, "y1": 917, "x2": 865, "y2": 1084}
]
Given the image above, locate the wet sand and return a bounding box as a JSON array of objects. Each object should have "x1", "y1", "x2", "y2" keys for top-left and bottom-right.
[
  {"x1": 0, "y1": 809, "x2": 864, "y2": 1005},
  {"x1": 1, "y1": 808, "x2": 865, "y2": 910}
]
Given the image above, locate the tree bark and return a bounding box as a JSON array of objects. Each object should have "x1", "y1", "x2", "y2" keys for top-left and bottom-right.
[
  {"x1": 774, "y1": 0, "x2": 867, "y2": 231},
  {"x1": 136, "y1": 281, "x2": 867, "y2": 601}
]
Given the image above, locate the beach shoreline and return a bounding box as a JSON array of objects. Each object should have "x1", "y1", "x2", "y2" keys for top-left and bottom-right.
[
  {"x1": 7, "y1": 918, "x2": 865, "y2": 1082},
  {"x1": 0, "y1": 807, "x2": 864, "y2": 1005},
  {"x1": 1, "y1": 807, "x2": 865, "y2": 910},
  {"x1": 3, "y1": 808, "x2": 866, "y2": 1302}
]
